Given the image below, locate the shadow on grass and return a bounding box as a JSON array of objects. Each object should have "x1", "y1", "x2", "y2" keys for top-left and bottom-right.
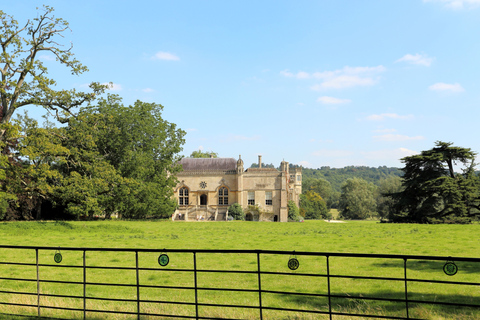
[
  {"x1": 0, "y1": 313, "x2": 112, "y2": 320},
  {"x1": 372, "y1": 260, "x2": 480, "y2": 274},
  {"x1": 273, "y1": 290, "x2": 480, "y2": 319}
]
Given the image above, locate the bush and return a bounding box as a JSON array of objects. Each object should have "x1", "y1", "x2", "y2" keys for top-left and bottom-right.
[
  {"x1": 287, "y1": 200, "x2": 301, "y2": 222},
  {"x1": 228, "y1": 203, "x2": 244, "y2": 220},
  {"x1": 300, "y1": 191, "x2": 331, "y2": 220}
]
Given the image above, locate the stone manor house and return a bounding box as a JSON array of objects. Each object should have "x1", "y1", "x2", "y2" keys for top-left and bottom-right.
[{"x1": 172, "y1": 155, "x2": 301, "y2": 222}]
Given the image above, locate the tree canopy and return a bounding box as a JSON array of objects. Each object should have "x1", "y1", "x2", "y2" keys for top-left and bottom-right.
[
  {"x1": 390, "y1": 141, "x2": 480, "y2": 223},
  {"x1": 299, "y1": 190, "x2": 330, "y2": 220},
  {"x1": 3, "y1": 96, "x2": 185, "y2": 220},
  {"x1": 0, "y1": 6, "x2": 106, "y2": 126},
  {"x1": 339, "y1": 178, "x2": 377, "y2": 220},
  {"x1": 190, "y1": 150, "x2": 218, "y2": 158}
]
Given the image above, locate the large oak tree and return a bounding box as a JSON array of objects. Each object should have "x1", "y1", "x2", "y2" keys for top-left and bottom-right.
[{"x1": 0, "y1": 6, "x2": 106, "y2": 127}]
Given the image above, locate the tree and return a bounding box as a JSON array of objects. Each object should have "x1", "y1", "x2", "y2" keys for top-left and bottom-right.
[
  {"x1": 300, "y1": 190, "x2": 330, "y2": 220},
  {"x1": 339, "y1": 178, "x2": 377, "y2": 220},
  {"x1": 376, "y1": 176, "x2": 403, "y2": 221},
  {"x1": 67, "y1": 96, "x2": 185, "y2": 219},
  {"x1": 302, "y1": 177, "x2": 338, "y2": 208},
  {"x1": 228, "y1": 203, "x2": 244, "y2": 220},
  {"x1": 287, "y1": 200, "x2": 301, "y2": 221},
  {"x1": 249, "y1": 163, "x2": 275, "y2": 169},
  {"x1": 190, "y1": 150, "x2": 218, "y2": 158},
  {"x1": 10, "y1": 95, "x2": 185, "y2": 220},
  {"x1": 0, "y1": 6, "x2": 106, "y2": 128},
  {"x1": 391, "y1": 141, "x2": 480, "y2": 223}
]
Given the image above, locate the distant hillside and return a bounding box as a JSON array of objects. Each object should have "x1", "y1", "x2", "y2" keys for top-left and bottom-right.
[{"x1": 301, "y1": 166, "x2": 403, "y2": 192}]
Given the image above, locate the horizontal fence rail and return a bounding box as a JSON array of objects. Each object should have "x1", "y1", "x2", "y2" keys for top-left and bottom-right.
[{"x1": 0, "y1": 246, "x2": 478, "y2": 319}]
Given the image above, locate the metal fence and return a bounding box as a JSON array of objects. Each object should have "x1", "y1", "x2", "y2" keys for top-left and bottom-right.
[{"x1": 0, "y1": 245, "x2": 478, "y2": 319}]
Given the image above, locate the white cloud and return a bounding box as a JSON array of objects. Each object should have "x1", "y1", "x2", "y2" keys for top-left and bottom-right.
[
  {"x1": 396, "y1": 53, "x2": 434, "y2": 66},
  {"x1": 280, "y1": 70, "x2": 294, "y2": 77},
  {"x1": 296, "y1": 71, "x2": 310, "y2": 79},
  {"x1": 362, "y1": 148, "x2": 419, "y2": 160},
  {"x1": 429, "y1": 82, "x2": 465, "y2": 92},
  {"x1": 103, "y1": 82, "x2": 123, "y2": 91},
  {"x1": 282, "y1": 65, "x2": 385, "y2": 90},
  {"x1": 142, "y1": 88, "x2": 154, "y2": 93},
  {"x1": 322, "y1": 75, "x2": 376, "y2": 89},
  {"x1": 366, "y1": 113, "x2": 414, "y2": 121},
  {"x1": 152, "y1": 51, "x2": 180, "y2": 61},
  {"x1": 317, "y1": 96, "x2": 351, "y2": 105},
  {"x1": 297, "y1": 160, "x2": 312, "y2": 167},
  {"x1": 373, "y1": 134, "x2": 424, "y2": 142},
  {"x1": 424, "y1": 0, "x2": 480, "y2": 9}
]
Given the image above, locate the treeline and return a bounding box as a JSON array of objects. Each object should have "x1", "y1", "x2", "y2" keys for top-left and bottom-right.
[
  {"x1": 302, "y1": 166, "x2": 403, "y2": 192},
  {"x1": 301, "y1": 142, "x2": 480, "y2": 224}
]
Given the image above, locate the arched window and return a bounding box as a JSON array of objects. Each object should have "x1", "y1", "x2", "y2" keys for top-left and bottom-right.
[
  {"x1": 179, "y1": 187, "x2": 189, "y2": 206},
  {"x1": 218, "y1": 187, "x2": 229, "y2": 205}
]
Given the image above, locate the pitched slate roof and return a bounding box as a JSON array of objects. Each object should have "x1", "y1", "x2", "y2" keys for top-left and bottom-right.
[{"x1": 179, "y1": 158, "x2": 237, "y2": 171}]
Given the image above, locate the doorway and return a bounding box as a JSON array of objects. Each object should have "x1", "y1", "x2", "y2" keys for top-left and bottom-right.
[{"x1": 200, "y1": 194, "x2": 207, "y2": 205}]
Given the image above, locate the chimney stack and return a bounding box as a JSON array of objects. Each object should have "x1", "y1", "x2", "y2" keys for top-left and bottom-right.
[{"x1": 258, "y1": 155, "x2": 262, "y2": 168}]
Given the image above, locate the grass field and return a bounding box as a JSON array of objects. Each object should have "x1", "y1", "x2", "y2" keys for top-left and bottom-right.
[{"x1": 0, "y1": 219, "x2": 478, "y2": 319}]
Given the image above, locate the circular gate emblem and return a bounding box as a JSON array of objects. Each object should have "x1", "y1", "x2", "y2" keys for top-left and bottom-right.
[
  {"x1": 158, "y1": 254, "x2": 169, "y2": 267},
  {"x1": 54, "y1": 253, "x2": 62, "y2": 264},
  {"x1": 288, "y1": 258, "x2": 299, "y2": 270},
  {"x1": 443, "y1": 261, "x2": 458, "y2": 276}
]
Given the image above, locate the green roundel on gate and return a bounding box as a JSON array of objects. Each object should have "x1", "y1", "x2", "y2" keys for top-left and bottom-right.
[
  {"x1": 54, "y1": 252, "x2": 62, "y2": 264},
  {"x1": 158, "y1": 254, "x2": 169, "y2": 267},
  {"x1": 443, "y1": 261, "x2": 458, "y2": 276},
  {"x1": 288, "y1": 258, "x2": 299, "y2": 270}
]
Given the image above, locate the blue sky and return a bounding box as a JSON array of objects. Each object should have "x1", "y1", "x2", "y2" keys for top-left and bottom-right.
[{"x1": 4, "y1": 0, "x2": 480, "y2": 168}]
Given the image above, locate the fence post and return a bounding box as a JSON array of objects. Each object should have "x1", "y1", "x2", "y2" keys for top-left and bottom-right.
[
  {"x1": 136, "y1": 251, "x2": 140, "y2": 320},
  {"x1": 256, "y1": 252, "x2": 263, "y2": 320},
  {"x1": 193, "y1": 252, "x2": 199, "y2": 320},
  {"x1": 326, "y1": 255, "x2": 332, "y2": 320},
  {"x1": 36, "y1": 248, "x2": 40, "y2": 317},
  {"x1": 404, "y1": 258, "x2": 409, "y2": 319},
  {"x1": 83, "y1": 250, "x2": 86, "y2": 320}
]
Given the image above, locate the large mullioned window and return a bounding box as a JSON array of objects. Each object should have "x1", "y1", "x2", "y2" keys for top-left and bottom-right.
[
  {"x1": 248, "y1": 191, "x2": 255, "y2": 205},
  {"x1": 218, "y1": 187, "x2": 229, "y2": 205},
  {"x1": 179, "y1": 187, "x2": 189, "y2": 206},
  {"x1": 265, "y1": 191, "x2": 272, "y2": 206}
]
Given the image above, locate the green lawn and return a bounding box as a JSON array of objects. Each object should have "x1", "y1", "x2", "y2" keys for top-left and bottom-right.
[{"x1": 0, "y1": 219, "x2": 478, "y2": 319}]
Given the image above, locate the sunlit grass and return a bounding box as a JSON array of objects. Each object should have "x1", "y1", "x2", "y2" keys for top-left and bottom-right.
[{"x1": 0, "y1": 219, "x2": 478, "y2": 319}]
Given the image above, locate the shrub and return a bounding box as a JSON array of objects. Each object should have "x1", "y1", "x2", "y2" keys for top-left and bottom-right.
[
  {"x1": 228, "y1": 203, "x2": 244, "y2": 220},
  {"x1": 287, "y1": 200, "x2": 301, "y2": 221}
]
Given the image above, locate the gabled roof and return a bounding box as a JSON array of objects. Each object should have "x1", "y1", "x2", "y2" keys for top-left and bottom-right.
[{"x1": 179, "y1": 158, "x2": 237, "y2": 171}]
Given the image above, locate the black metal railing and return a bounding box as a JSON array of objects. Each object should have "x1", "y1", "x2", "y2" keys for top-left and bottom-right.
[{"x1": 0, "y1": 245, "x2": 478, "y2": 319}]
